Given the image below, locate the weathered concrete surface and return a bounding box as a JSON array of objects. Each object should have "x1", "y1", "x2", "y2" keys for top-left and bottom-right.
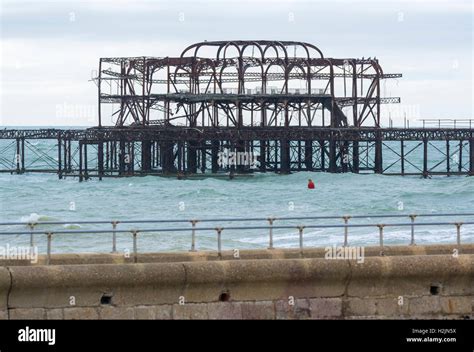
[
  {"x1": 0, "y1": 248, "x2": 472, "y2": 320},
  {"x1": 1, "y1": 244, "x2": 472, "y2": 266},
  {"x1": 0, "y1": 267, "x2": 10, "y2": 314}
]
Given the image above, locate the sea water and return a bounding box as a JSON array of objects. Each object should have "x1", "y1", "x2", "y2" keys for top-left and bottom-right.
[{"x1": 0, "y1": 136, "x2": 473, "y2": 254}]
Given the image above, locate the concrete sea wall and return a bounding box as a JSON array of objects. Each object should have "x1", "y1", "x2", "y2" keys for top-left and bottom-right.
[{"x1": 0, "y1": 245, "x2": 472, "y2": 320}]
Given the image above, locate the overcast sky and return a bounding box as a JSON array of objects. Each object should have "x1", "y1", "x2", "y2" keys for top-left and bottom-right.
[{"x1": 0, "y1": 0, "x2": 472, "y2": 126}]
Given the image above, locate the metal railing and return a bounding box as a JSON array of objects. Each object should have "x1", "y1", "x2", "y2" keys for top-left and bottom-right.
[
  {"x1": 418, "y1": 119, "x2": 473, "y2": 129},
  {"x1": 0, "y1": 213, "x2": 473, "y2": 264}
]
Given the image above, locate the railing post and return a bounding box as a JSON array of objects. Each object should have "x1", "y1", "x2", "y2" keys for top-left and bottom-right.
[
  {"x1": 297, "y1": 226, "x2": 305, "y2": 256},
  {"x1": 28, "y1": 222, "x2": 36, "y2": 248},
  {"x1": 46, "y1": 232, "x2": 53, "y2": 265},
  {"x1": 409, "y1": 214, "x2": 417, "y2": 245},
  {"x1": 455, "y1": 222, "x2": 462, "y2": 246},
  {"x1": 267, "y1": 217, "x2": 275, "y2": 250},
  {"x1": 132, "y1": 230, "x2": 138, "y2": 263},
  {"x1": 377, "y1": 224, "x2": 385, "y2": 255},
  {"x1": 190, "y1": 220, "x2": 198, "y2": 252},
  {"x1": 342, "y1": 216, "x2": 351, "y2": 246},
  {"x1": 111, "y1": 221, "x2": 119, "y2": 253},
  {"x1": 215, "y1": 227, "x2": 223, "y2": 258}
]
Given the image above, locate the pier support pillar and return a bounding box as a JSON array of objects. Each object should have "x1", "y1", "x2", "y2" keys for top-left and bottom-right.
[
  {"x1": 98, "y1": 141, "x2": 104, "y2": 181},
  {"x1": 469, "y1": 138, "x2": 474, "y2": 176},
  {"x1": 211, "y1": 140, "x2": 219, "y2": 173},
  {"x1": 400, "y1": 140, "x2": 405, "y2": 176},
  {"x1": 63, "y1": 139, "x2": 68, "y2": 176},
  {"x1": 16, "y1": 138, "x2": 25, "y2": 174},
  {"x1": 319, "y1": 140, "x2": 326, "y2": 171},
  {"x1": 329, "y1": 139, "x2": 337, "y2": 173},
  {"x1": 187, "y1": 142, "x2": 197, "y2": 174},
  {"x1": 84, "y1": 142, "x2": 88, "y2": 180},
  {"x1": 458, "y1": 140, "x2": 463, "y2": 173},
  {"x1": 304, "y1": 140, "x2": 313, "y2": 171},
  {"x1": 236, "y1": 140, "x2": 245, "y2": 173},
  {"x1": 259, "y1": 141, "x2": 266, "y2": 172},
  {"x1": 341, "y1": 141, "x2": 349, "y2": 173},
  {"x1": 78, "y1": 141, "x2": 83, "y2": 182},
  {"x1": 141, "y1": 140, "x2": 152, "y2": 173},
  {"x1": 119, "y1": 139, "x2": 126, "y2": 176},
  {"x1": 57, "y1": 136, "x2": 62, "y2": 179},
  {"x1": 446, "y1": 140, "x2": 450, "y2": 176},
  {"x1": 352, "y1": 141, "x2": 360, "y2": 173},
  {"x1": 160, "y1": 141, "x2": 175, "y2": 174},
  {"x1": 423, "y1": 138, "x2": 428, "y2": 178},
  {"x1": 374, "y1": 131, "x2": 383, "y2": 174},
  {"x1": 280, "y1": 139, "x2": 290, "y2": 174},
  {"x1": 200, "y1": 143, "x2": 207, "y2": 173}
]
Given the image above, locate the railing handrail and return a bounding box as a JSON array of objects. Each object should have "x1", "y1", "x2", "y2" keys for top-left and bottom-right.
[
  {"x1": 1, "y1": 213, "x2": 472, "y2": 264},
  {"x1": 0, "y1": 221, "x2": 473, "y2": 236},
  {"x1": 1, "y1": 212, "x2": 473, "y2": 227}
]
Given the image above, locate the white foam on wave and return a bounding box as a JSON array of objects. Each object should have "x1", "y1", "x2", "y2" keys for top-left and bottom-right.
[
  {"x1": 236, "y1": 229, "x2": 326, "y2": 245},
  {"x1": 20, "y1": 213, "x2": 41, "y2": 223},
  {"x1": 63, "y1": 223, "x2": 82, "y2": 229},
  {"x1": 231, "y1": 226, "x2": 474, "y2": 248},
  {"x1": 20, "y1": 213, "x2": 56, "y2": 223}
]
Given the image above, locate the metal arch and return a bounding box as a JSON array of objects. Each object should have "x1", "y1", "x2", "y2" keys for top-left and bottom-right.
[
  {"x1": 262, "y1": 43, "x2": 281, "y2": 60},
  {"x1": 180, "y1": 40, "x2": 324, "y2": 61},
  {"x1": 99, "y1": 40, "x2": 402, "y2": 129},
  {"x1": 240, "y1": 41, "x2": 265, "y2": 61},
  {"x1": 280, "y1": 41, "x2": 321, "y2": 60},
  {"x1": 216, "y1": 41, "x2": 242, "y2": 60}
]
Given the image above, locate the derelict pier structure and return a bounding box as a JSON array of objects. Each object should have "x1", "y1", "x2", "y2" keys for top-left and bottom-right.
[{"x1": 0, "y1": 41, "x2": 473, "y2": 179}]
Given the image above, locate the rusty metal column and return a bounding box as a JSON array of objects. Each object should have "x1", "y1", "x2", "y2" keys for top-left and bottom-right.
[
  {"x1": 78, "y1": 141, "x2": 83, "y2": 182},
  {"x1": 84, "y1": 141, "x2": 88, "y2": 180},
  {"x1": 186, "y1": 141, "x2": 197, "y2": 174},
  {"x1": 98, "y1": 58, "x2": 102, "y2": 127},
  {"x1": 458, "y1": 140, "x2": 463, "y2": 173},
  {"x1": 341, "y1": 141, "x2": 349, "y2": 173},
  {"x1": 446, "y1": 140, "x2": 450, "y2": 176},
  {"x1": 352, "y1": 141, "x2": 360, "y2": 173},
  {"x1": 236, "y1": 139, "x2": 245, "y2": 173},
  {"x1": 280, "y1": 139, "x2": 290, "y2": 174},
  {"x1": 469, "y1": 137, "x2": 474, "y2": 176},
  {"x1": 374, "y1": 130, "x2": 383, "y2": 174},
  {"x1": 63, "y1": 137, "x2": 68, "y2": 175},
  {"x1": 319, "y1": 140, "x2": 326, "y2": 171},
  {"x1": 21, "y1": 137, "x2": 25, "y2": 173},
  {"x1": 259, "y1": 140, "x2": 266, "y2": 172},
  {"x1": 98, "y1": 139, "x2": 104, "y2": 181},
  {"x1": 141, "y1": 140, "x2": 152, "y2": 172},
  {"x1": 67, "y1": 139, "x2": 72, "y2": 173},
  {"x1": 211, "y1": 140, "x2": 219, "y2": 173},
  {"x1": 304, "y1": 140, "x2": 313, "y2": 171},
  {"x1": 119, "y1": 139, "x2": 125, "y2": 175},
  {"x1": 329, "y1": 136, "x2": 337, "y2": 173},
  {"x1": 15, "y1": 138, "x2": 21, "y2": 174},
  {"x1": 57, "y1": 134, "x2": 62, "y2": 179},
  {"x1": 401, "y1": 140, "x2": 405, "y2": 175},
  {"x1": 161, "y1": 141, "x2": 175, "y2": 174},
  {"x1": 200, "y1": 142, "x2": 207, "y2": 173},
  {"x1": 423, "y1": 137, "x2": 428, "y2": 178}
]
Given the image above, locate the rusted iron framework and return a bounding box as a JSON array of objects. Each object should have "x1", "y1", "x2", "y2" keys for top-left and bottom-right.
[
  {"x1": 1, "y1": 41, "x2": 472, "y2": 180},
  {"x1": 97, "y1": 40, "x2": 401, "y2": 128}
]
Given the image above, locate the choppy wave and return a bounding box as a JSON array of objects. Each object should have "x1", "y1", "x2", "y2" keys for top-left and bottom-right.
[
  {"x1": 0, "y1": 163, "x2": 473, "y2": 253},
  {"x1": 20, "y1": 213, "x2": 56, "y2": 223}
]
